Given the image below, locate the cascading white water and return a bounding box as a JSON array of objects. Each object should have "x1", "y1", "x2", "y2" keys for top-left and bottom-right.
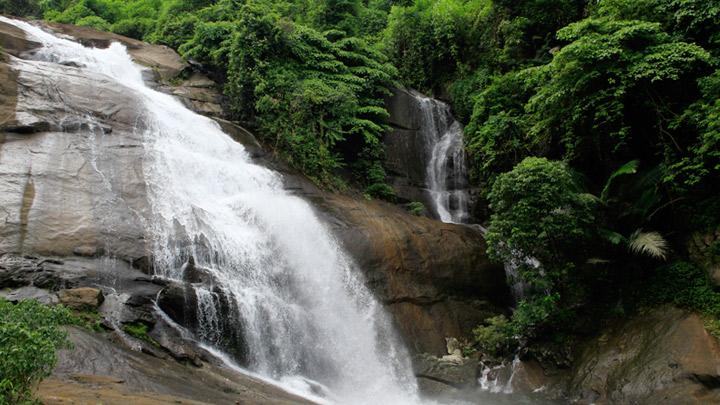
[
  {"x1": 414, "y1": 92, "x2": 470, "y2": 224},
  {"x1": 4, "y1": 17, "x2": 421, "y2": 404}
]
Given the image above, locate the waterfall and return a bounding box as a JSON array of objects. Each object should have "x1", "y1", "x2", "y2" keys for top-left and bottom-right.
[
  {"x1": 4, "y1": 18, "x2": 420, "y2": 404},
  {"x1": 413, "y1": 92, "x2": 470, "y2": 224}
]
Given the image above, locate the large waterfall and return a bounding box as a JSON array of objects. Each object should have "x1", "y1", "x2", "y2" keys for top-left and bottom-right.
[
  {"x1": 413, "y1": 92, "x2": 470, "y2": 224},
  {"x1": 4, "y1": 18, "x2": 420, "y2": 404}
]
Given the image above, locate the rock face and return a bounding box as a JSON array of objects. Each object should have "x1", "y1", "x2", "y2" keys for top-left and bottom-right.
[
  {"x1": 384, "y1": 88, "x2": 431, "y2": 207},
  {"x1": 564, "y1": 307, "x2": 720, "y2": 404},
  {"x1": 39, "y1": 327, "x2": 312, "y2": 405},
  {"x1": 311, "y1": 193, "x2": 509, "y2": 354}
]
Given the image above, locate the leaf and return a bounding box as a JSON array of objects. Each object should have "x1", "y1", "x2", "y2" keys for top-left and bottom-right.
[
  {"x1": 598, "y1": 228, "x2": 625, "y2": 245},
  {"x1": 628, "y1": 229, "x2": 669, "y2": 260},
  {"x1": 601, "y1": 160, "x2": 639, "y2": 202}
]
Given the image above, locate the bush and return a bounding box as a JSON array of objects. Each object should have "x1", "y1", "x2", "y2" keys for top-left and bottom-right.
[
  {"x1": 75, "y1": 15, "x2": 111, "y2": 31},
  {"x1": 405, "y1": 201, "x2": 425, "y2": 216},
  {"x1": 123, "y1": 321, "x2": 159, "y2": 347},
  {"x1": 472, "y1": 315, "x2": 515, "y2": 356},
  {"x1": 646, "y1": 261, "x2": 720, "y2": 317},
  {"x1": 0, "y1": 299, "x2": 74, "y2": 404}
]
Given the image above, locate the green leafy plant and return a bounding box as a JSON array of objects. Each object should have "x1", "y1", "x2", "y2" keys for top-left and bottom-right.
[
  {"x1": 405, "y1": 201, "x2": 425, "y2": 216},
  {"x1": 122, "y1": 321, "x2": 159, "y2": 347},
  {"x1": 0, "y1": 299, "x2": 74, "y2": 404},
  {"x1": 472, "y1": 315, "x2": 515, "y2": 356}
]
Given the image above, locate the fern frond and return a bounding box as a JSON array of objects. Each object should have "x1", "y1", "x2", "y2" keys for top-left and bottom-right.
[{"x1": 628, "y1": 229, "x2": 669, "y2": 260}]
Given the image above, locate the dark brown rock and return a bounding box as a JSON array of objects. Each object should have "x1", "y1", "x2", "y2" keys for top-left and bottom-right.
[
  {"x1": 157, "y1": 282, "x2": 199, "y2": 331},
  {"x1": 565, "y1": 307, "x2": 720, "y2": 404}
]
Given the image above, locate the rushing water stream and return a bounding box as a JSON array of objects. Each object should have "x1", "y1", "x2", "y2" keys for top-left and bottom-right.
[
  {"x1": 3, "y1": 17, "x2": 420, "y2": 404},
  {"x1": 412, "y1": 92, "x2": 470, "y2": 224}
]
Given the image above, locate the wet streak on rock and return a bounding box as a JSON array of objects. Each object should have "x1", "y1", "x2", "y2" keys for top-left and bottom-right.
[{"x1": 18, "y1": 173, "x2": 34, "y2": 251}]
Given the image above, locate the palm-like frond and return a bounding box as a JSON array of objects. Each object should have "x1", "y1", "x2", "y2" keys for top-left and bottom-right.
[
  {"x1": 628, "y1": 229, "x2": 669, "y2": 260},
  {"x1": 601, "y1": 160, "x2": 640, "y2": 202}
]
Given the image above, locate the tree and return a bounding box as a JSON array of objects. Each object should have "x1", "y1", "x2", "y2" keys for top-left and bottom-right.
[{"x1": 486, "y1": 157, "x2": 596, "y2": 289}]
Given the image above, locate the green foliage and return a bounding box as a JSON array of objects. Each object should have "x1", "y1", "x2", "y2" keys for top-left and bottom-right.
[
  {"x1": 485, "y1": 157, "x2": 596, "y2": 349},
  {"x1": 0, "y1": 0, "x2": 42, "y2": 17},
  {"x1": 525, "y1": 18, "x2": 712, "y2": 174},
  {"x1": 405, "y1": 201, "x2": 425, "y2": 216},
  {"x1": 465, "y1": 67, "x2": 546, "y2": 187},
  {"x1": 122, "y1": 321, "x2": 158, "y2": 346},
  {"x1": 382, "y1": 0, "x2": 492, "y2": 93},
  {"x1": 487, "y1": 157, "x2": 596, "y2": 288},
  {"x1": 75, "y1": 15, "x2": 111, "y2": 30},
  {"x1": 646, "y1": 261, "x2": 720, "y2": 318},
  {"x1": 601, "y1": 160, "x2": 639, "y2": 202},
  {"x1": 0, "y1": 299, "x2": 74, "y2": 404},
  {"x1": 225, "y1": 1, "x2": 397, "y2": 188},
  {"x1": 472, "y1": 315, "x2": 515, "y2": 356}
]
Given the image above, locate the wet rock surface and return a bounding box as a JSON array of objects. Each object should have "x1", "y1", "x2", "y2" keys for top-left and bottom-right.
[
  {"x1": 384, "y1": 88, "x2": 431, "y2": 206},
  {"x1": 39, "y1": 327, "x2": 312, "y2": 405}
]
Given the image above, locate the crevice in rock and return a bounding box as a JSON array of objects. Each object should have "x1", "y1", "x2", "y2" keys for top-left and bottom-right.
[{"x1": 416, "y1": 373, "x2": 463, "y2": 389}]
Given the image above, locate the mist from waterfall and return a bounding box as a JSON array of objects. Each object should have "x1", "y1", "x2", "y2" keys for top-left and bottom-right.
[
  {"x1": 3, "y1": 17, "x2": 421, "y2": 404},
  {"x1": 413, "y1": 92, "x2": 470, "y2": 224}
]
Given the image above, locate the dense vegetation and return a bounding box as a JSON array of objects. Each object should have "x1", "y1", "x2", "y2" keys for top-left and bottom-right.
[
  {"x1": 2, "y1": 0, "x2": 719, "y2": 367},
  {"x1": 0, "y1": 299, "x2": 74, "y2": 404}
]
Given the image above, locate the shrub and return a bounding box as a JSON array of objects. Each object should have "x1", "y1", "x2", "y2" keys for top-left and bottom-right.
[
  {"x1": 646, "y1": 261, "x2": 720, "y2": 317},
  {"x1": 405, "y1": 201, "x2": 425, "y2": 216},
  {"x1": 0, "y1": 299, "x2": 73, "y2": 404},
  {"x1": 75, "y1": 15, "x2": 111, "y2": 31},
  {"x1": 472, "y1": 315, "x2": 515, "y2": 356},
  {"x1": 122, "y1": 321, "x2": 159, "y2": 347}
]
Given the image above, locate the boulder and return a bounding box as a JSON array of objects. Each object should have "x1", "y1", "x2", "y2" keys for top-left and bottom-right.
[
  {"x1": 0, "y1": 36, "x2": 149, "y2": 261},
  {"x1": 0, "y1": 285, "x2": 58, "y2": 305},
  {"x1": 157, "y1": 282, "x2": 199, "y2": 331},
  {"x1": 58, "y1": 287, "x2": 104, "y2": 309}
]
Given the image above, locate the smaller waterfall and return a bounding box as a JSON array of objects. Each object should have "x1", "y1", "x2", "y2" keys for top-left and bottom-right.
[{"x1": 414, "y1": 92, "x2": 470, "y2": 224}]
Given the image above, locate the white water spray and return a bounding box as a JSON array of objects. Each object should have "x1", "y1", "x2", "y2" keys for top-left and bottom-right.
[
  {"x1": 3, "y1": 17, "x2": 420, "y2": 404},
  {"x1": 413, "y1": 92, "x2": 470, "y2": 224}
]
